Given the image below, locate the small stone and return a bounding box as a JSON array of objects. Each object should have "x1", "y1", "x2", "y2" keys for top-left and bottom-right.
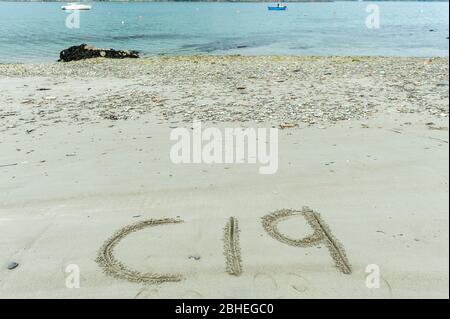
[
  {"x1": 8, "y1": 262, "x2": 19, "y2": 270},
  {"x1": 188, "y1": 255, "x2": 201, "y2": 261}
]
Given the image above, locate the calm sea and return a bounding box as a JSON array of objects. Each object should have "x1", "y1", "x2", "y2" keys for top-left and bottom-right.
[{"x1": 0, "y1": 1, "x2": 448, "y2": 62}]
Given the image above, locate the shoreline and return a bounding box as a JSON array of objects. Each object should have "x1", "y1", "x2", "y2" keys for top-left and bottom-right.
[{"x1": 1, "y1": 54, "x2": 449, "y2": 65}]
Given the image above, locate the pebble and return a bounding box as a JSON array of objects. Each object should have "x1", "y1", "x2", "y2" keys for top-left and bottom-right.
[
  {"x1": 0, "y1": 57, "x2": 447, "y2": 130},
  {"x1": 8, "y1": 262, "x2": 19, "y2": 270},
  {"x1": 188, "y1": 255, "x2": 201, "y2": 261}
]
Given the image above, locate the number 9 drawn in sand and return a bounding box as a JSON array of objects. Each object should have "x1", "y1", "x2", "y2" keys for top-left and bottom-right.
[{"x1": 262, "y1": 208, "x2": 352, "y2": 275}]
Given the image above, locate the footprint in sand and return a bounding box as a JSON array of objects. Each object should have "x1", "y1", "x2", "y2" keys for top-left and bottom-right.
[
  {"x1": 286, "y1": 273, "x2": 310, "y2": 294},
  {"x1": 253, "y1": 272, "x2": 278, "y2": 290}
]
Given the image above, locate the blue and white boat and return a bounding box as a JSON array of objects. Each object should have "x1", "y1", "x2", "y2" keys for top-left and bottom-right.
[{"x1": 268, "y1": 3, "x2": 288, "y2": 11}]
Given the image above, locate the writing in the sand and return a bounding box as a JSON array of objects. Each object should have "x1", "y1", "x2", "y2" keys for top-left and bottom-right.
[{"x1": 96, "y1": 207, "x2": 352, "y2": 284}]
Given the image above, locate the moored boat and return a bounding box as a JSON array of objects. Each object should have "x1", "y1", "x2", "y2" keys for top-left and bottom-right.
[
  {"x1": 268, "y1": 3, "x2": 288, "y2": 11},
  {"x1": 61, "y1": 3, "x2": 92, "y2": 11}
]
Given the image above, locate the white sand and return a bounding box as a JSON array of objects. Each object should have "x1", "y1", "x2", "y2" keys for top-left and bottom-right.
[
  {"x1": 0, "y1": 113, "x2": 448, "y2": 298},
  {"x1": 0, "y1": 59, "x2": 448, "y2": 298}
]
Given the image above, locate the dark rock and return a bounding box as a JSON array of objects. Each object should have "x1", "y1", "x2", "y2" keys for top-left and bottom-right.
[
  {"x1": 8, "y1": 262, "x2": 19, "y2": 270},
  {"x1": 188, "y1": 255, "x2": 201, "y2": 261},
  {"x1": 58, "y1": 44, "x2": 139, "y2": 62}
]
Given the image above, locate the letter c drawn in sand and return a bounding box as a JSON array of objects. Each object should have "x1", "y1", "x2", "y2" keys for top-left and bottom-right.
[
  {"x1": 96, "y1": 218, "x2": 184, "y2": 284},
  {"x1": 261, "y1": 207, "x2": 352, "y2": 274}
]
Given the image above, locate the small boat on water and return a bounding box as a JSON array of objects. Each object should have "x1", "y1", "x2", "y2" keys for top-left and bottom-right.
[
  {"x1": 268, "y1": 3, "x2": 288, "y2": 11},
  {"x1": 61, "y1": 3, "x2": 92, "y2": 11}
]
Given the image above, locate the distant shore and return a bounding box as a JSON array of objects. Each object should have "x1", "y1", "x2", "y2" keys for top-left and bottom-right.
[
  {"x1": 4, "y1": 1, "x2": 449, "y2": 2},
  {"x1": 5, "y1": 0, "x2": 450, "y2": 3},
  {"x1": 3, "y1": 0, "x2": 336, "y2": 3}
]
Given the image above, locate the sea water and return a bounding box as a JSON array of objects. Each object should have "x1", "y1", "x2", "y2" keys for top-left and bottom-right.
[{"x1": 0, "y1": 1, "x2": 448, "y2": 63}]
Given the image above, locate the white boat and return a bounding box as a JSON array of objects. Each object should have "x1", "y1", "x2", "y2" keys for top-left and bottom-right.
[{"x1": 61, "y1": 3, "x2": 92, "y2": 11}]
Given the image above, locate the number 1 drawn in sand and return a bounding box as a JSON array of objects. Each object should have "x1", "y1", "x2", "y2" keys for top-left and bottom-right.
[{"x1": 223, "y1": 217, "x2": 243, "y2": 276}]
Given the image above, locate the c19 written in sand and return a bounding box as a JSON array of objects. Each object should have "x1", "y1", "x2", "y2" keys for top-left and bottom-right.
[{"x1": 96, "y1": 207, "x2": 352, "y2": 284}]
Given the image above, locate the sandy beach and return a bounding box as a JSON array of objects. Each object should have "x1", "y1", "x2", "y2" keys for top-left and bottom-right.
[{"x1": 0, "y1": 56, "x2": 448, "y2": 298}]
